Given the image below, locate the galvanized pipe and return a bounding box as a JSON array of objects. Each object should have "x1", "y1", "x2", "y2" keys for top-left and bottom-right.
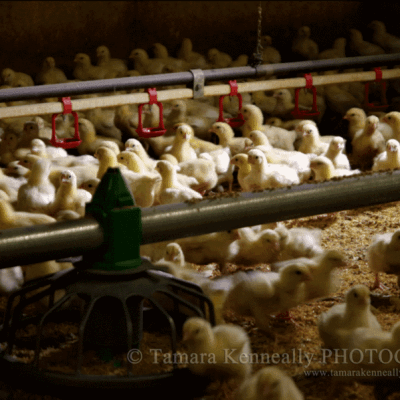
[
  {"x1": 1, "y1": 53, "x2": 400, "y2": 103},
  {"x1": 0, "y1": 170, "x2": 400, "y2": 269}
]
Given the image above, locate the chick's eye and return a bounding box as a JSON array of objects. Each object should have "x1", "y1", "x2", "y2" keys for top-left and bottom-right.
[
  {"x1": 295, "y1": 270, "x2": 302, "y2": 275},
  {"x1": 353, "y1": 292, "x2": 358, "y2": 298}
]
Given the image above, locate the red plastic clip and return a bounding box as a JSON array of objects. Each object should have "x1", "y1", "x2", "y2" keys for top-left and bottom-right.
[
  {"x1": 136, "y1": 88, "x2": 166, "y2": 138},
  {"x1": 217, "y1": 80, "x2": 245, "y2": 128},
  {"x1": 363, "y1": 67, "x2": 388, "y2": 112},
  {"x1": 51, "y1": 97, "x2": 82, "y2": 149},
  {"x1": 291, "y1": 74, "x2": 320, "y2": 119}
]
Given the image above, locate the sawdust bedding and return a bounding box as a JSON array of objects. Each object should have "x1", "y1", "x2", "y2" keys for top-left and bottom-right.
[{"x1": 1, "y1": 198, "x2": 400, "y2": 399}]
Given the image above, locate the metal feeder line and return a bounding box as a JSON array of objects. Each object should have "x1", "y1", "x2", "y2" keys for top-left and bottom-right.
[
  {"x1": 0, "y1": 169, "x2": 400, "y2": 270},
  {"x1": 0, "y1": 53, "x2": 400, "y2": 103}
]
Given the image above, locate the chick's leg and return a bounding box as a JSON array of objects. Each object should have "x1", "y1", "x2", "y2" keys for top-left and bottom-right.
[{"x1": 371, "y1": 272, "x2": 388, "y2": 291}]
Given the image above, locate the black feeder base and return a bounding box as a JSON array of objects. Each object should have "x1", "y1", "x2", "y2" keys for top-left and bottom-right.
[{"x1": 0, "y1": 258, "x2": 215, "y2": 399}]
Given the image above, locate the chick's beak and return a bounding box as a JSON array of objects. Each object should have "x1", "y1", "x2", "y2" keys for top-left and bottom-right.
[{"x1": 303, "y1": 273, "x2": 313, "y2": 282}]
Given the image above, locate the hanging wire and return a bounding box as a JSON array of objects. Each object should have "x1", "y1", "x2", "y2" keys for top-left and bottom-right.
[{"x1": 250, "y1": 1, "x2": 264, "y2": 67}]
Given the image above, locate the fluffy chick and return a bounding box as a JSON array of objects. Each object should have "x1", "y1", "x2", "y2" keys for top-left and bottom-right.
[
  {"x1": 125, "y1": 138, "x2": 157, "y2": 170},
  {"x1": 351, "y1": 115, "x2": 386, "y2": 170},
  {"x1": 0, "y1": 199, "x2": 56, "y2": 229},
  {"x1": 272, "y1": 250, "x2": 346, "y2": 301},
  {"x1": 165, "y1": 123, "x2": 197, "y2": 163},
  {"x1": 84, "y1": 107, "x2": 123, "y2": 141},
  {"x1": 207, "y1": 48, "x2": 232, "y2": 69},
  {"x1": 310, "y1": 156, "x2": 360, "y2": 181},
  {"x1": 343, "y1": 107, "x2": 367, "y2": 141},
  {"x1": 2, "y1": 68, "x2": 34, "y2": 87},
  {"x1": 317, "y1": 284, "x2": 382, "y2": 349},
  {"x1": 226, "y1": 228, "x2": 281, "y2": 265},
  {"x1": 182, "y1": 317, "x2": 252, "y2": 382},
  {"x1": 155, "y1": 160, "x2": 202, "y2": 204},
  {"x1": 177, "y1": 38, "x2": 209, "y2": 69},
  {"x1": 292, "y1": 26, "x2": 319, "y2": 60},
  {"x1": 35, "y1": 57, "x2": 67, "y2": 85},
  {"x1": 235, "y1": 366, "x2": 304, "y2": 400},
  {"x1": 209, "y1": 122, "x2": 248, "y2": 156},
  {"x1": 241, "y1": 104, "x2": 296, "y2": 150},
  {"x1": 274, "y1": 225, "x2": 323, "y2": 261},
  {"x1": 318, "y1": 38, "x2": 347, "y2": 60},
  {"x1": 77, "y1": 118, "x2": 123, "y2": 155},
  {"x1": 298, "y1": 123, "x2": 329, "y2": 156},
  {"x1": 96, "y1": 45, "x2": 128, "y2": 77},
  {"x1": 243, "y1": 149, "x2": 299, "y2": 191},
  {"x1": 16, "y1": 158, "x2": 55, "y2": 213},
  {"x1": 230, "y1": 153, "x2": 252, "y2": 190},
  {"x1": 224, "y1": 264, "x2": 312, "y2": 331},
  {"x1": 368, "y1": 20, "x2": 400, "y2": 54},
  {"x1": 322, "y1": 137, "x2": 350, "y2": 170},
  {"x1": 349, "y1": 29, "x2": 385, "y2": 56},
  {"x1": 372, "y1": 139, "x2": 400, "y2": 171},
  {"x1": 129, "y1": 48, "x2": 166, "y2": 75},
  {"x1": 260, "y1": 35, "x2": 282, "y2": 64},
  {"x1": 367, "y1": 229, "x2": 400, "y2": 290},
  {"x1": 47, "y1": 170, "x2": 92, "y2": 217},
  {"x1": 73, "y1": 53, "x2": 112, "y2": 80}
]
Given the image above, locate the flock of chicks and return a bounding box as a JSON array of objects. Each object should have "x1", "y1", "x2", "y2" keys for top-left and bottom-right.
[{"x1": 1, "y1": 18, "x2": 400, "y2": 400}]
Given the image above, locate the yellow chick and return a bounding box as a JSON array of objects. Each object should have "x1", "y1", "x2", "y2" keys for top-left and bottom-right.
[
  {"x1": 260, "y1": 35, "x2": 282, "y2": 64},
  {"x1": 322, "y1": 137, "x2": 350, "y2": 169},
  {"x1": 152, "y1": 43, "x2": 190, "y2": 72},
  {"x1": 35, "y1": 57, "x2": 68, "y2": 85},
  {"x1": 291, "y1": 26, "x2": 319, "y2": 60},
  {"x1": 2, "y1": 68, "x2": 34, "y2": 87},
  {"x1": 367, "y1": 230, "x2": 400, "y2": 291},
  {"x1": 247, "y1": 130, "x2": 312, "y2": 182},
  {"x1": 230, "y1": 54, "x2": 249, "y2": 68},
  {"x1": 368, "y1": 20, "x2": 400, "y2": 54},
  {"x1": 349, "y1": 29, "x2": 385, "y2": 56},
  {"x1": 343, "y1": 107, "x2": 367, "y2": 141},
  {"x1": 244, "y1": 148, "x2": 300, "y2": 191},
  {"x1": 298, "y1": 123, "x2": 329, "y2": 155},
  {"x1": 241, "y1": 104, "x2": 296, "y2": 150},
  {"x1": 381, "y1": 111, "x2": 400, "y2": 141},
  {"x1": 272, "y1": 249, "x2": 346, "y2": 301},
  {"x1": 227, "y1": 228, "x2": 281, "y2": 265},
  {"x1": 177, "y1": 157, "x2": 219, "y2": 193},
  {"x1": 318, "y1": 37, "x2": 347, "y2": 60},
  {"x1": 177, "y1": 38, "x2": 209, "y2": 69},
  {"x1": 310, "y1": 156, "x2": 360, "y2": 181},
  {"x1": 182, "y1": 316, "x2": 252, "y2": 382},
  {"x1": 128, "y1": 48, "x2": 166, "y2": 75},
  {"x1": 30, "y1": 138, "x2": 69, "y2": 160},
  {"x1": 235, "y1": 366, "x2": 304, "y2": 400},
  {"x1": 84, "y1": 106, "x2": 123, "y2": 141},
  {"x1": 79, "y1": 178, "x2": 100, "y2": 196},
  {"x1": 73, "y1": 53, "x2": 114, "y2": 80},
  {"x1": 117, "y1": 150, "x2": 148, "y2": 173},
  {"x1": 271, "y1": 88, "x2": 295, "y2": 119},
  {"x1": 317, "y1": 285, "x2": 382, "y2": 349},
  {"x1": 0, "y1": 132, "x2": 19, "y2": 165},
  {"x1": 209, "y1": 122, "x2": 248, "y2": 156},
  {"x1": 125, "y1": 138, "x2": 157, "y2": 170},
  {"x1": 114, "y1": 103, "x2": 140, "y2": 137},
  {"x1": 165, "y1": 100, "x2": 215, "y2": 140},
  {"x1": 47, "y1": 170, "x2": 92, "y2": 217},
  {"x1": 96, "y1": 45, "x2": 128, "y2": 77},
  {"x1": 230, "y1": 153, "x2": 252, "y2": 190},
  {"x1": 155, "y1": 160, "x2": 202, "y2": 205},
  {"x1": 77, "y1": 118, "x2": 123, "y2": 155},
  {"x1": 0, "y1": 199, "x2": 56, "y2": 229},
  {"x1": 207, "y1": 48, "x2": 232, "y2": 68},
  {"x1": 94, "y1": 147, "x2": 120, "y2": 180},
  {"x1": 351, "y1": 115, "x2": 386, "y2": 170},
  {"x1": 16, "y1": 158, "x2": 56, "y2": 213},
  {"x1": 224, "y1": 264, "x2": 312, "y2": 332},
  {"x1": 252, "y1": 92, "x2": 277, "y2": 117},
  {"x1": 372, "y1": 139, "x2": 400, "y2": 171},
  {"x1": 165, "y1": 124, "x2": 197, "y2": 163}
]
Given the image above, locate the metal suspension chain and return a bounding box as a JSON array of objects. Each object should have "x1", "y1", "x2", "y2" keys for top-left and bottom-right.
[{"x1": 250, "y1": 1, "x2": 264, "y2": 67}]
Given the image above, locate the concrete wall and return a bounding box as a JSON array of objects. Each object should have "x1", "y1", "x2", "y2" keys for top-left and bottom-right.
[{"x1": 0, "y1": 1, "x2": 399, "y2": 80}]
